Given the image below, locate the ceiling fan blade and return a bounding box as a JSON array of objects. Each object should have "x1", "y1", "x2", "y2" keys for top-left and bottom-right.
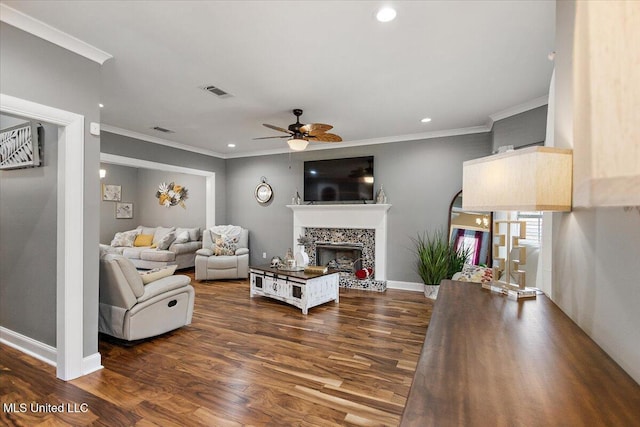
[
  {"x1": 253, "y1": 135, "x2": 290, "y2": 140},
  {"x1": 263, "y1": 123, "x2": 293, "y2": 134},
  {"x1": 301, "y1": 123, "x2": 333, "y2": 135},
  {"x1": 309, "y1": 133, "x2": 342, "y2": 142}
]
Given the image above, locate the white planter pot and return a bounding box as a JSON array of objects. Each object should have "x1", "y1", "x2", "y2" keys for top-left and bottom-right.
[{"x1": 424, "y1": 284, "x2": 439, "y2": 300}]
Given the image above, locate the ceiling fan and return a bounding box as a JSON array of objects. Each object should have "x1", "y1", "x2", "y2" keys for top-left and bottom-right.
[{"x1": 254, "y1": 109, "x2": 342, "y2": 151}]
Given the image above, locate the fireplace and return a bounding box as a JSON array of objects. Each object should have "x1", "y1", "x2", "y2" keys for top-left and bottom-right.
[
  {"x1": 288, "y1": 204, "x2": 391, "y2": 291},
  {"x1": 316, "y1": 242, "x2": 363, "y2": 272}
]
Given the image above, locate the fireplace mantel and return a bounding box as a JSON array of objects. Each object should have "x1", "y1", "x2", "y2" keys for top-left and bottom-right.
[{"x1": 287, "y1": 204, "x2": 391, "y2": 280}]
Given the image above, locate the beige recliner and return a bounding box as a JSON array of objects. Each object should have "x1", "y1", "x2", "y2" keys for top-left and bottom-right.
[
  {"x1": 99, "y1": 254, "x2": 195, "y2": 341},
  {"x1": 195, "y1": 227, "x2": 249, "y2": 280}
]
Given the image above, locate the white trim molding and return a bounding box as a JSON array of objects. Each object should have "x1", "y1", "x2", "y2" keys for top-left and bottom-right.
[
  {"x1": 0, "y1": 327, "x2": 103, "y2": 376},
  {"x1": 100, "y1": 153, "x2": 216, "y2": 228},
  {"x1": 487, "y1": 95, "x2": 549, "y2": 128},
  {"x1": 0, "y1": 4, "x2": 112, "y2": 65},
  {"x1": 386, "y1": 281, "x2": 424, "y2": 292},
  {"x1": 101, "y1": 125, "x2": 225, "y2": 159},
  {"x1": 82, "y1": 352, "x2": 103, "y2": 375},
  {"x1": 0, "y1": 327, "x2": 56, "y2": 367},
  {"x1": 1, "y1": 93, "x2": 86, "y2": 381}
]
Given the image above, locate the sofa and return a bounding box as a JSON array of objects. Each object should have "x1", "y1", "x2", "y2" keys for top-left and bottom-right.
[
  {"x1": 195, "y1": 226, "x2": 249, "y2": 280},
  {"x1": 99, "y1": 253, "x2": 195, "y2": 341},
  {"x1": 102, "y1": 225, "x2": 202, "y2": 270}
]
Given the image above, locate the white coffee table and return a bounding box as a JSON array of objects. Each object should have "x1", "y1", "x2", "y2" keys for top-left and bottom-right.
[{"x1": 249, "y1": 265, "x2": 339, "y2": 314}]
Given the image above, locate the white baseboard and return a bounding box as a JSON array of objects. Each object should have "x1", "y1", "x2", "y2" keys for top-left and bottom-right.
[
  {"x1": 386, "y1": 280, "x2": 424, "y2": 292},
  {"x1": 0, "y1": 326, "x2": 103, "y2": 376},
  {"x1": 0, "y1": 326, "x2": 56, "y2": 366},
  {"x1": 82, "y1": 352, "x2": 103, "y2": 375}
]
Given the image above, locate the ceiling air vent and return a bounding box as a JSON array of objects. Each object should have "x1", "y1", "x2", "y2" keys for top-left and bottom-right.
[
  {"x1": 201, "y1": 85, "x2": 232, "y2": 98},
  {"x1": 151, "y1": 126, "x2": 175, "y2": 134}
]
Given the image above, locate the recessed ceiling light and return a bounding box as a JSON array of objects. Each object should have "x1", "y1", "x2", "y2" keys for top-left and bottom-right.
[
  {"x1": 421, "y1": 117, "x2": 432, "y2": 123},
  {"x1": 227, "y1": 143, "x2": 236, "y2": 148},
  {"x1": 376, "y1": 7, "x2": 397, "y2": 23},
  {"x1": 98, "y1": 103, "x2": 104, "y2": 108}
]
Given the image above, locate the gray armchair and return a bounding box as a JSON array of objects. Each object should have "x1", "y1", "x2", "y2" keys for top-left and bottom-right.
[
  {"x1": 195, "y1": 227, "x2": 249, "y2": 280},
  {"x1": 99, "y1": 254, "x2": 195, "y2": 341}
]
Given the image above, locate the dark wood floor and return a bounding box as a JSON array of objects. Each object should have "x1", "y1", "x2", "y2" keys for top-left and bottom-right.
[{"x1": 1, "y1": 272, "x2": 432, "y2": 426}]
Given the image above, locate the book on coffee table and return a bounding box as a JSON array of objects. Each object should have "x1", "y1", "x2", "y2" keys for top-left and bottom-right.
[{"x1": 304, "y1": 265, "x2": 328, "y2": 274}]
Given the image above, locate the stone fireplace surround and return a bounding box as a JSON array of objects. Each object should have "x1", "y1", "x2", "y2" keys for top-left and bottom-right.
[{"x1": 288, "y1": 204, "x2": 391, "y2": 291}]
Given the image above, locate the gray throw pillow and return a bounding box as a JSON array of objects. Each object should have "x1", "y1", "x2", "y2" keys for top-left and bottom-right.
[{"x1": 156, "y1": 231, "x2": 176, "y2": 250}]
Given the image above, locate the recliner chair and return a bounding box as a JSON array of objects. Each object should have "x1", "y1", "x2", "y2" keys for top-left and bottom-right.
[
  {"x1": 195, "y1": 227, "x2": 249, "y2": 280},
  {"x1": 99, "y1": 254, "x2": 195, "y2": 341}
]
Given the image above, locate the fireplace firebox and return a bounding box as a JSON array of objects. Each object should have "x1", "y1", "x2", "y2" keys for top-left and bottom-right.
[{"x1": 315, "y1": 242, "x2": 363, "y2": 273}]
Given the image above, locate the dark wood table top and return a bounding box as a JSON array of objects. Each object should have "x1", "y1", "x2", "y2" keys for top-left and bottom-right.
[
  {"x1": 401, "y1": 280, "x2": 640, "y2": 427},
  {"x1": 249, "y1": 265, "x2": 338, "y2": 280}
]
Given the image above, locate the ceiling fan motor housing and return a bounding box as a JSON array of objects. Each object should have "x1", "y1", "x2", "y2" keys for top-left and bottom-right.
[{"x1": 288, "y1": 109, "x2": 305, "y2": 134}]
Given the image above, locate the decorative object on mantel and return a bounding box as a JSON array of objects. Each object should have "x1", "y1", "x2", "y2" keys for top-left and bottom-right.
[
  {"x1": 255, "y1": 176, "x2": 273, "y2": 204},
  {"x1": 156, "y1": 182, "x2": 188, "y2": 208},
  {"x1": 375, "y1": 184, "x2": 387, "y2": 204},
  {"x1": 462, "y1": 146, "x2": 573, "y2": 300},
  {"x1": 0, "y1": 121, "x2": 41, "y2": 170},
  {"x1": 292, "y1": 189, "x2": 302, "y2": 205}
]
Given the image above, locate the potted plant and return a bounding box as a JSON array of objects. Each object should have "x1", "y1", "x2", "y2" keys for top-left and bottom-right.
[{"x1": 413, "y1": 229, "x2": 470, "y2": 299}]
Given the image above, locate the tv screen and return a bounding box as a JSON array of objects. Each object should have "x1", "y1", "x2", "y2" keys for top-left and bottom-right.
[{"x1": 304, "y1": 156, "x2": 374, "y2": 202}]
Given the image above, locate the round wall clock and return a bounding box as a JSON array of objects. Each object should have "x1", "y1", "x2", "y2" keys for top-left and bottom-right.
[{"x1": 255, "y1": 177, "x2": 273, "y2": 204}]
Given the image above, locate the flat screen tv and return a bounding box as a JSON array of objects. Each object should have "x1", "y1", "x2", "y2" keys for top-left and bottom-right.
[{"x1": 304, "y1": 156, "x2": 374, "y2": 202}]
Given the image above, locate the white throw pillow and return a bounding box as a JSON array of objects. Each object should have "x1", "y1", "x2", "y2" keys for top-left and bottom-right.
[
  {"x1": 139, "y1": 265, "x2": 177, "y2": 285},
  {"x1": 173, "y1": 230, "x2": 190, "y2": 244},
  {"x1": 110, "y1": 230, "x2": 139, "y2": 247}
]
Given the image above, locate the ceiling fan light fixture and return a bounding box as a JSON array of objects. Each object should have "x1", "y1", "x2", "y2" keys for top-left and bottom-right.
[{"x1": 288, "y1": 138, "x2": 309, "y2": 151}]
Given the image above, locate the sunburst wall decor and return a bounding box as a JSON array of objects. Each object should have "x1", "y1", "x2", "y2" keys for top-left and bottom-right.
[{"x1": 156, "y1": 182, "x2": 188, "y2": 208}]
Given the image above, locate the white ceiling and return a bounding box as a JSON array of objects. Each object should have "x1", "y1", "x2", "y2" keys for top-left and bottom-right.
[{"x1": 2, "y1": 1, "x2": 555, "y2": 158}]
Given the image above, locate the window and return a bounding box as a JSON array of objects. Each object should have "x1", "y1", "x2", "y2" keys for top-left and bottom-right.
[{"x1": 516, "y1": 211, "x2": 543, "y2": 246}]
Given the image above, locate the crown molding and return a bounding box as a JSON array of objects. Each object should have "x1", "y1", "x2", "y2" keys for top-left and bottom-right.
[
  {"x1": 0, "y1": 4, "x2": 112, "y2": 65},
  {"x1": 487, "y1": 95, "x2": 549, "y2": 128},
  {"x1": 100, "y1": 124, "x2": 226, "y2": 159},
  {"x1": 224, "y1": 125, "x2": 492, "y2": 159}
]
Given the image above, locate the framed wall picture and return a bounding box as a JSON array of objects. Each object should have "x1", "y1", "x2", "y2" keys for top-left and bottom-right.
[
  {"x1": 115, "y1": 202, "x2": 133, "y2": 219},
  {"x1": 102, "y1": 184, "x2": 122, "y2": 201},
  {"x1": 0, "y1": 121, "x2": 41, "y2": 170}
]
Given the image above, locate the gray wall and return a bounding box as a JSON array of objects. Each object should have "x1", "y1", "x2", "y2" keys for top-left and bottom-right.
[
  {"x1": 0, "y1": 23, "x2": 101, "y2": 356},
  {"x1": 100, "y1": 164, "x2": 206, "y2": 243},
  {"x1": 0, "y1": 119, "x2": 57, "y2": 346},
  {"x1": 136, "y1": 169, "x2": 205, "y2": 229},
  {"x1": 101, "y1": 131, "x2": 226, "y2": 225},
  {"x1": 100, "y1": 163, "x2": 139, "y2": 244},
  {"x1": 491, "y1": 105, "x2": 548, "y2": 152},
  {"x1": 225, "y1": 133, "x2": 492, "y2": 283},
  {"x1": 552, "y1": 1, "x2": 640, "y2": 383}
]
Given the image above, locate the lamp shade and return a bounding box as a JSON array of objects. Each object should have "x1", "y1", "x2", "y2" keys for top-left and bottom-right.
[
  {"x1": 287, "y1": 138, "x2": 309, "y2": 151},
  {"x1": 462, "y1": 146, "x2": 573, "y2": 211}
]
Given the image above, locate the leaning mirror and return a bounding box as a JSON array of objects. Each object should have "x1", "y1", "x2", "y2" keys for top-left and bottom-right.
[{"x1": 448, "y1": 190, "x2": 492, "y2": 266}]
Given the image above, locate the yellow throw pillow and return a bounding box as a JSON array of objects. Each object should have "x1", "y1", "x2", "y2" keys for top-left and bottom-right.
[
  {"x1": 138, "y1": 265, "x2": 178, "y2": 285},
  {"x1": 134, "y1": 234, "x2": 154, "y2": 247}
]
